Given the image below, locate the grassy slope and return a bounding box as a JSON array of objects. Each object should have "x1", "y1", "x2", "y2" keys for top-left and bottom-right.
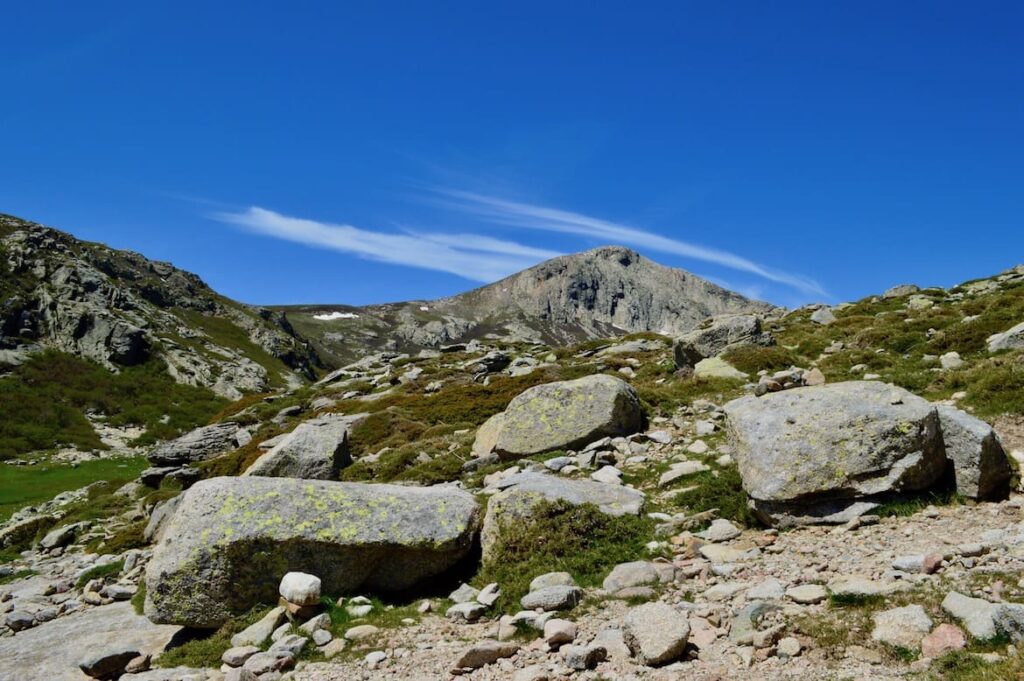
[
  {"x1": 0, "y1": 456, "x2": 147, "y2": 523},
  {"x1": 0, "y1": 350, "x2": 228, "y2": 460}
]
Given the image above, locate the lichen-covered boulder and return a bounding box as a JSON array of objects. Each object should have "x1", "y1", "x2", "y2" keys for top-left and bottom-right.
[
  {"x1": 936, "y1": 405, "x2": 1012, "y2": 499},
  {"x1": 480, "y1": 472, "x2": 645, "y2": 560},
  {"x1": 243, "y1": 414, "x2": 361, "y2": 479},
  {"x1": 673, "y1": 314, "x2": 773, "y2": 368},
  {"x1": 724, "y1": 382, "x2": 946, "y2": 526},
  {"x1": 144, "y1": 477, "x2": 480, "y2": 627},
  {"x1": 473, "y1": 375, "x2": 643, "y2": 460}
]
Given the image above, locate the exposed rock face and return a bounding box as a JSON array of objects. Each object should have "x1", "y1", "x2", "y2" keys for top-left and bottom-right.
[
  {"x1": 936, "y1": 405, "x2": 1012, "y2": 499},
  {"x1": 0, "y1": 214, "x2": 319, "y2": 398},
  {"x1": 673, "y1": 314, "x2": 774, "y2": 368},
  {"x1": 474, "y1": 375, "x2": 644, "y2": 460},
  {"x1": 243, "y1": 415, "x2": 361, "y2": 479},
  {"x1": 278, "y1": 246, "x2": 775, "y2": 366},
  {"x1": 725, "y1": 382, "x2": 947, "y2": 526},
  {"x1": 480, "y1": 472, "x2": 645, "y2": 560},
  {"x1": 147, "y1": 423, "x2": 244, "y2": 467},
  {"x1": 144, "y1": 477, "x2": 480, "y2": 628}
]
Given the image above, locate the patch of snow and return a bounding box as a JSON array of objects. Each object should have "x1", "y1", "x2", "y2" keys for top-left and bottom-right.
[
  {"x1": 313, "y1": 311, "x2": 359, "y2": 321},
  {"x1": 419, "y1": 306, "x2": 430, "y2": 312}
]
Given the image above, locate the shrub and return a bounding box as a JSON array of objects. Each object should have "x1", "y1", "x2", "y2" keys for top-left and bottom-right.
[
  {"x1": 672, "y1": 466, "x2": 758, "y2": 526},
  {"x1": 76, "y1": 560, "x2": 124, "y2": 588}
]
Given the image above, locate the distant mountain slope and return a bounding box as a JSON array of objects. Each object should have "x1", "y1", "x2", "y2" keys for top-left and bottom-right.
[
  {"x1": 279, "y1": 246, "x2": 776, "y2": 366},
  {"x1": 0, "y1": 214, "x2": 320, "y2": 398}
]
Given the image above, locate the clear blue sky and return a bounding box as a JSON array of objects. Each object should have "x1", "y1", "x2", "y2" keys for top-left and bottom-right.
[{"x1": 2, "y1": 2, "x2": 1021, "y2": 308}]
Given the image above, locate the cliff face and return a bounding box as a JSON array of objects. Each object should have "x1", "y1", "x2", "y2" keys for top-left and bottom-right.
[{"x1": 0, "y1": 215, "x2": 320, "y2": 398}]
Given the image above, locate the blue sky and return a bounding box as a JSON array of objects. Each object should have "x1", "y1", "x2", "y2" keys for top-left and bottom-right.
[{"x1": 1, "y1": 2, "x2": 1021, "y2": 309}]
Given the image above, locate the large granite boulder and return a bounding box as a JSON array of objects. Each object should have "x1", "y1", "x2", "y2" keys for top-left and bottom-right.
[
  {"x1": 472, "y1": 375, "x2": 643, "y2": 460},
  {"x1": 242, "y1": 414, "x2": 361, "y2": 479},
  {"x1": 481, "y1": 472, "x2": 645, "y2": 561},
  {"x1": 147, "y1": 423, "x2": 244, "y2": 467},
  {"x1": 673, "y1": 314, "x2": 773, "y2": 369},
  {"x1": 724, "y1": 382, "x2": 947, "y2": 526},
  {"x1": 936, "y1": 405, "x2": 1012, "y2": 499},
  {"x1": 144, "y1": 477, "x2": 480, "y2": 627}
]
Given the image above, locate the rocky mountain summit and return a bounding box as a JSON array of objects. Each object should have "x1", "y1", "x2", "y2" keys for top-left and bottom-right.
[
  {"x1": 0, "y1": 214, "x2": 319, "y2": 399},
  {"x1": 278, "y1": 246, "x2": 775, "y2": 366},
  {"x1": 3, "y1": 216, "x2": 1024, "y2": 680}
]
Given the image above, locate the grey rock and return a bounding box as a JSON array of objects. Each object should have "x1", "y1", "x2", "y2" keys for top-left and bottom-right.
[
  {"x1": 871, "y1": 605, "x2": 932, "y2": 649},
  {"x1": 79, "y1": 646, "x2": 141, "y2": 679},
  {"x1": 883, "y1": 284, "x2": 921, "y2": 299},
  {"x1": 673, "y1": 314, "x2": 774, "y2": 368},
  {"x1": 39, "y1": 521, "x2": 87, "y2": 550},
  {"x1": 449, "y1": 583, "x2": 480, "y2": 603},
  {"x1": 561, "y1": 644, "x2": 607, "y2": 670},
  {"x1": 244, "y1": 414, "x2": 361, "y2": 479},
  {"x1": 810, "y1": 307, "x2": 836, "y2": 325},
  {"x1": 446, "y1": 601, "x2": 487, "y2": 622},
  {"x1": 144, "y1": 495, "x2": 182, "y2": 543},
  {"x1": 279, "y1": 571, "x2": 321, "y2": 606},
  {"x1": 476, "y1": 375, "x2": 644, "y2": 460},
  {"x1": 988, "y1": 321, "x2": 1024, "y2": 352},
  {"x1": 519, "y1": 585, "x2": 583, "y2": 611},
  {"x1": 993, "y1": 603, "x2": 1024, "y2": 642},
  {"x1": 147, "y1": 423, "x2": 240, "y2": 466},
  {"x1": 481, "y1": 472, "x2": 644, "y2": 561},
  {"x1": 622, "y1": 602, "x2": 690, "y2": 666},
  {"x1": 0, "y1": 602, "x2": 178, "y2": 681},
  {"x1": 222, "y1": 645, "x2": 260, "y2": 667},
  {"x1": 454, "y1": 639, "x2": 519, "y2": 670},
  {"x1": 603, "y1": 561, "x2": 660, "y2": 593},
  {"x1": 725, "y1": 382, "x2": 946, "y2": 526},
  {"x1": 145, "y1": 477, "x2": 479, "y2": 627},
  {"x1": 936, "y1": 405, "x2": 1012, "y2": 499},
  {"x1": 231, "y1": 606, "x2": 287, "y2": 647},
  {"x1": 530, "y1": 572, "x2": 577, "y2": 592}
]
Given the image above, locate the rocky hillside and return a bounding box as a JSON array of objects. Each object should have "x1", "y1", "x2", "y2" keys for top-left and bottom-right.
[
  {"x1": 3, "y1": 227, "x2": 1024, "y2": 680},
  {"x1": 278, "y1": 246, "x2": 775, "y2": 366},
  {"x1": 0, "y1": 214, "x2": 320, "y2": 399}
]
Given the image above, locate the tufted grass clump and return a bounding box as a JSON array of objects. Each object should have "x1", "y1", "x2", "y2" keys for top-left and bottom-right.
[
  {"x1": 475, "y1": 500, "x2": 655, "y2": 612},
  {"x1": 672, "y1": 465, "x2": 758, "y2": 527},
  {"x1": 75, "y1": 560, "x2": 123, "y2": 588},
  {"x1": 721, "y1": 345, "x2": 800, "y2": 375}
]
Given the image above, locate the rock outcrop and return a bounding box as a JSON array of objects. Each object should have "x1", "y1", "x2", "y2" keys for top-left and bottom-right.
[
  {"x1": 473, "y1": 375, "x2": 644, "y2": 460},
  {"x1": 144, "y1": 477, "x2": 480, "y2": 627},
  {"x1": 935, "y1": 405, "x2": 1012, "y2": 499},
  {"x1": 243, "y1": 414, "x2": 361, "y2": 479},
  {"x1": 673, "y1": 314, "x2": 774, "y2": 369}
]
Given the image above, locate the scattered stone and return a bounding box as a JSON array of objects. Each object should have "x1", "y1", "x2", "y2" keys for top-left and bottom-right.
[
  {"x1": 447, "y1": 601, "x2": 487, "y2": 622},
  {"x1": 244, "y1": 414, "x2": 360, "y2": 479},
  {"x1": 78, "y1": 646, "x2": 141, "y2": 679},
  {"x1": 530, "y1": 572, "x2": 576, "y2": 591},
  {"x1": 279, "y1": 572, "x2": 321, "y2": 606},
  {"x1": 453, "y1": 640, "x2": 520, "y2": 670},
  {"x1": 222, "y1": 646, "x2": 260, "y2": 667},
  {"x1": 344, "y1": 624, "x2": 380, "y2": 641},
  {"x1": 810, "y1": 307, "x2": 836, "y2": 325},
  {"x1": 232, "y1": 606, "x2": 287, "y2": 647},
  {"x1": 543, "y1": 618, "x2": 577, "y2": 647},
  {"x1": 623, "y1": 602, "x2": 690, "y2": 666},
  {"x1": 871, "y1": 605, "x2": 932, "y2": 650},
  {"x1": 697, "y1": 518, "x2": 741, "y2": 542},
  {"x1": 785, "y1": 584, "x2": 827, "y2": 604},
  {"x1": 520, "y1": 585, "x2": 583, "y2": 611},
  {"x1": 936, "y1": 404, "x2": 1013, "y2": 499},
  {"x1": 921, "y1": 623, "x2": 967, "y2": 658},
  {"x1": 561, "y1": 643, "x2": 607, "y2": 670}
]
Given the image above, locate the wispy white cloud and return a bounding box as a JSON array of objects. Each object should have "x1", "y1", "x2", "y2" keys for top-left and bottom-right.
[
  {"x1": 431, "y1": 188, "x2": 828, "y2": 298},
  {"x1": 211, "y1": 206, "x2": 558, "y2": 283}
]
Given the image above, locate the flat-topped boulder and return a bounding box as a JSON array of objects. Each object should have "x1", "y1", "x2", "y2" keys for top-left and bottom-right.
[
  {"x1": 144, "y1": 476, "x2": 480, "y2": 628},
  {"x1": 725, "y1": 382, "x2": 947, "y2": 526},
  {"x1": 243, "y1": 414, "x2": 362, "y2": 479},
  {"x1": 481, "y1": 472, "x2": 644, "y2": 560},
  {"x1": 473, "y1": 375, "x2": 643, "y2": 460}
]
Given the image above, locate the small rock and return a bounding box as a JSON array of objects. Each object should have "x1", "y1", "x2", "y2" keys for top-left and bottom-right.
[
  {"x1": 453, "y1": 640, "x2": 520, "y2": 670},
  {"x1": 222, "y1": 645, "x2": 261, "y2": 667},
  {"x1": 622, "y1": 601, "x2": 690, "y2": 666},
  {"x1": 279, "y1": 571, "x2": 321, "y2": 607},
  {"x1": 561, "y1": 643, "x2": 607, "y2": 670},
  {"x1": 777, "y1": 636, "x2": 802, "y2": 658},
  {"x1": 871, "y1": 605, "x2": 932, "y2": 650},
  {"x1": 78, "y1": 646, "x2": 140, "y2": 679},
  {"x1": 543, "y1": 618, "x2": 577, "y2": 647},
  {"x1": 345, "y1": 624, "x2": 380, "y2": 641},
  {"x1": 921, "y1": 623, "x2": 967, "y2": 658},
  {"x1": 520, "y1": 585, "x2": 583, "y2": 611},
  {"x1": 786, "y1": 584, "x2": 827, "y2": 604}
]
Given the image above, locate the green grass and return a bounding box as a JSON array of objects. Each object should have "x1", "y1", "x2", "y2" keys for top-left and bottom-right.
[
  {"x1": 672, "y1": 465, "x2": 758, "y2": 526},
  {"x1": 0, "y1": 569, "x2": 38, "y2": 585},
  {"x1": 0, "y1": 456, "x2": 147, "y2": 523},
  {"x1": 0, "y1": 350, "x2": 227, "y2": 459},
  {"x1": 75, "y1": 560, "x2": 123, "y2": 588},
  {"x1": 476, "y1": 500, "x2": 655, "y2": 612},
  {"x1": 132, "y1": 582, "x2": 147, "y2": 614},
  {"x1": 155, "y1": 605, "x2": 274, "y2": 668}
]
